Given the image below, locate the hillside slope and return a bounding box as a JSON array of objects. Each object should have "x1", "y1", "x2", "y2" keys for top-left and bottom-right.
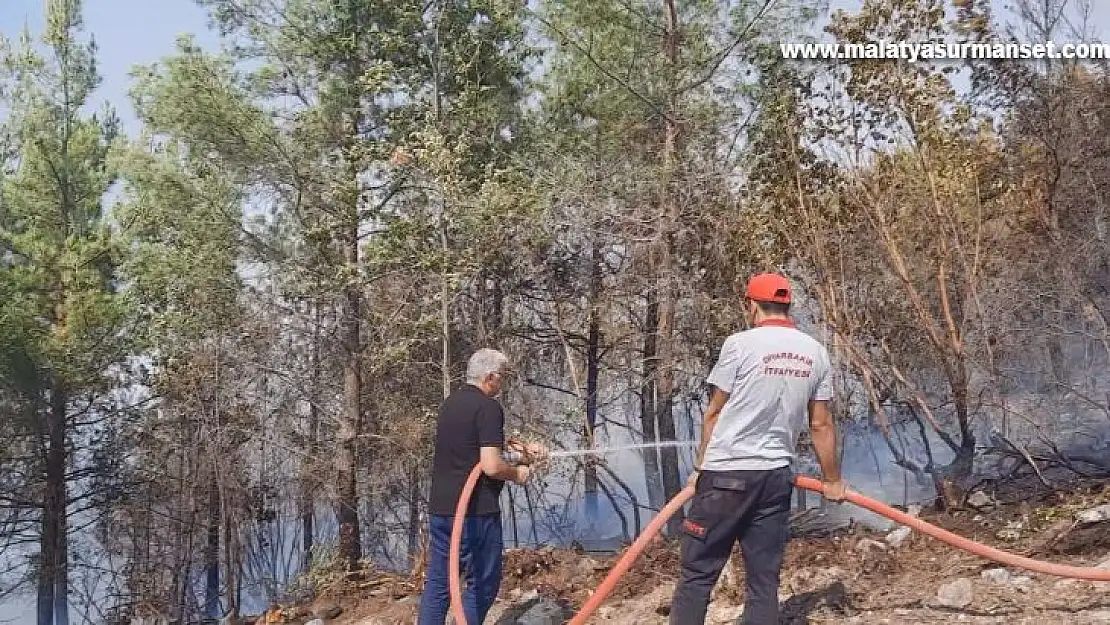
[{"x1": 263, "y1": 478, "x2": 1110, "y2": 624}]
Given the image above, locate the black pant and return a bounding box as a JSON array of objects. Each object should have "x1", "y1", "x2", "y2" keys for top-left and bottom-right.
[{"x1": 669, "y1": 466, "x2": 794, "y2": 625}]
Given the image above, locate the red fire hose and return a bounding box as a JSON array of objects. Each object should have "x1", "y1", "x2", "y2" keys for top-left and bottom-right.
[{"x1": 448, "y1": 464, "x2": 1110, "y2": 625}]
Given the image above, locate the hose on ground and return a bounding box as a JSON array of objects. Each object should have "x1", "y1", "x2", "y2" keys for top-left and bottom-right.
[{"x1": 448, "y1": 464, "x2": 1110, "y2": 625}]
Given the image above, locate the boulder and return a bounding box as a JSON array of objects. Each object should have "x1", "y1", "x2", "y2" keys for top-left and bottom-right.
[
  {"x1": 494, "y1": 595, "x2": 574, "y2": 625},
  {"x1": 856, "y1": 538, "x2": 888, "y2": 554},
  {"x1": 1077, "y1": 504, "x2": 1110, "y2": 525},
  {"x1": 967, "y1": 491, "x2": 993, "y2": 508},
  {"x1": 980, "y1": 568, "x2": 1011, "y2": 585},
  {"x1": 313, "y1": 602, "x2": 343, "y2": 620},
  {"x1": 885, "y1": 526, "x2": 912, "y2": 548},
  {"x1": 936, "y1": 578, "x2": 973, "y2": 609}
]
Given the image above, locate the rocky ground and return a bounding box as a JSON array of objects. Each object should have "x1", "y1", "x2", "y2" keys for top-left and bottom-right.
[{"x1": 259, "y1": 477, "x2": 1110, "y2": 624}]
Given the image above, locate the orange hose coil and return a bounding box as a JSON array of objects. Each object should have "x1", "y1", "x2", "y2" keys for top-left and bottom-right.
[{"x1": 446, "y1": 464, "x2": 1110, "y2": 625}]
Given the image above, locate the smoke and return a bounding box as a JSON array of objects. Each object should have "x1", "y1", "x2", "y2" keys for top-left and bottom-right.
[{"x1": 498, "y1": 380, "x2": 1110, "y2": 544}]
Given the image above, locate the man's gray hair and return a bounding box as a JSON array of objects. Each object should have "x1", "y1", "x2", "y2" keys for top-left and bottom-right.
[{"x1": 466, "y1": 349, "x2": 509, "y2": 385}]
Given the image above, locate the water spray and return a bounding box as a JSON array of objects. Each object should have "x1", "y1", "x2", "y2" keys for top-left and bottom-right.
[
  {"x1": 549, "y1": 440, "x2": 696, "y2": 459},
  {"x1": 501, "y1": 440, "x2": 696, "y2": 464},
  {"x1": 497, "y1": 439, "x2": 688, "y2": 464}
]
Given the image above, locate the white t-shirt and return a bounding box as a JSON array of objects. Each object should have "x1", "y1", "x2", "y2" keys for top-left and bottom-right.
[{"x1": 701, "y1": 321, "x2": 833, "y2": 471}]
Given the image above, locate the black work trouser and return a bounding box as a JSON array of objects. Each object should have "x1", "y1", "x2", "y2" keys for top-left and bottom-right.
[{"x1": 669, "y1": 466, "x2": 794, "y2": 625}]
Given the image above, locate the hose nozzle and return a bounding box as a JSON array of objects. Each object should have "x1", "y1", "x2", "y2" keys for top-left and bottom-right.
[{"x1": 502, "y1": 450, "x2": 524, "y2": 464}]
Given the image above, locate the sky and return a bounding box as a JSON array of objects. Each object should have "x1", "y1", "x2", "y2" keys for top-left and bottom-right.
[
  {"x1": 1, "y1": 0, "x2": 1108, "y2": 139},
  {"x1": 0, "y1": 0, "x2": 219, "y2": 136}
]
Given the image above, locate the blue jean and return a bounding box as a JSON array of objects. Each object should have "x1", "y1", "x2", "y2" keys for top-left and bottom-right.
[{"x1": 418, "y1": 514, "x2": 503, "y2": 625}]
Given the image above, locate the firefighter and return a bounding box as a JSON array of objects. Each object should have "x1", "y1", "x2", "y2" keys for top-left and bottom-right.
[{"x1": 669, "y1": 274, "x2": 847, "y2": 624}]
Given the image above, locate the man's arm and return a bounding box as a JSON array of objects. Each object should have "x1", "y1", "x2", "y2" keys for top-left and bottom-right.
[
  {"x1": 694, "y1": 387, "x2": 729, "y2": 471},
  {"x1": 807, "y1": 399, "x2": 845, "y2": 499},
  {"x1": 695, "y1": 335, "x2": 740, "y2": 476},
  {"x1": 480, "y1": 447, "x2": 530, "y2": 485},
  {"x1": 476, "y1": 400, "x2": 530, "y2": 485}
]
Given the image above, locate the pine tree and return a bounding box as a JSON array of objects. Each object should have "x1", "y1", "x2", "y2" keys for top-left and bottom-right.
[
  {"x1": 0, "y1": 1, "x2": 133, "y2": 622},
  {"x1": 131, "y1": 0, "x2": 532, "y2": 572}
]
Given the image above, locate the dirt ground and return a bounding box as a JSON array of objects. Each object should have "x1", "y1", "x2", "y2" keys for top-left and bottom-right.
[{"x1": 269, "y1": 477, "x2": 1110, "y2": 624}]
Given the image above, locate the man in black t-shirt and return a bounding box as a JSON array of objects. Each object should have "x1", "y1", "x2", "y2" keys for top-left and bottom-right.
[{"x1": 418, "y1": 349, "x2": 546, "y2": 625}]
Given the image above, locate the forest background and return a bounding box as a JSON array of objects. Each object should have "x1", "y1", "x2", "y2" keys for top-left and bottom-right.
[{"x1": 2, "y1": 0, "x2": 1110, "y2": 622}]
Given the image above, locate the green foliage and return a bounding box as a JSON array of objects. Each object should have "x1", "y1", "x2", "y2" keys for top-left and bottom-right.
[
  {"x1": 0, "y1": 0, "x2": 131, "y2": 391},
  {"x1": 0, "y1": 1, "x2": 140, "y2": 616},
  {"x1": 114, "y1": 137, "x2": 243, "y2": 350}
]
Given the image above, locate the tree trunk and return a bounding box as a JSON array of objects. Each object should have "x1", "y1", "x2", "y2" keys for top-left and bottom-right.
[
  {"x1": 507, "y1": 486, "x2": 520, "y2": 547},
  {"x1": 441, "y1": 219, "x2": 451, "y2": 396},
  {"x1": 335, "y1": 4, "x2": 365, "y2": 568},
  {"x1": 36, "y1": 504, "x2": 54, "y2": 625},
  {"x1": 407, "y1": 466, "x2": 421, "y2": 570},
  {"x1": 936, "y1": 362, "x2": 976, "y2": 509},
  {"x1": 656, "y1": 0, "x2": 685, "y2": 535},
  {"x1": 170, "y1": 444, "x2": 189, "y2": 621},
  {"x1": 302, "y1": 299, "x2": 321, "y2": 572},
  {"x1": 222, "y1": 503, "x2": 239, "y2": 620},
  {"x1": 301, "y1": 407, "x2": 317, "y2": 572},
  {"x1": 301, "y1": 490, "x2": 314, "y2": 571},
  {"x1": 584, "y1": 246, "x2": 602, "y2": 524},
  {"x1": 54, "y1": 514, "x2": 68, "y2": 625},
  {"x1": 38, "y1": 385, "x2": 68, "y2": 625},
  {"x1": 640, "y1": 297, "x2": 664, "y2": 511},
  {"x1": 205, "y1": 480, "x2": 220, "y2": 619},
  {"x1": 337, "y1": 243, "x2": 363, "y2": 570}
]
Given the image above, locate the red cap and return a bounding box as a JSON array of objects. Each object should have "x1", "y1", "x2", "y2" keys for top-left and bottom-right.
[{"x1": 745, "y1": 273, "x2": 792, "y2": 304}]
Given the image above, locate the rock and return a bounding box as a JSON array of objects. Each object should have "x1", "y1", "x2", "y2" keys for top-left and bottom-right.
[
  {"x1": 936, "y1": 578, "x2": 973, "y2": 609},
  {"x1": 856, "y1": 538, "x2": 888, "y2": 554},
  {"x1": 980, "y1": 568, "x2": 1011, "y2": 585},
  {"x1": 967, "y1": 491, "x2": 993, "y2": 508},
  {"x1": 789, "y1": 566, "x2": 847, "y2": 592},
  {"x1": 1098, "y1": 556, "x2": 1110, "y2": 569},
  {"x1": 1034, "y1": 518, "x2": 1075, "y2": 547},
  {"x1": 576, "y1": 557, "x2": 602, "y2": 574},
  {"x1": 996, "y1": 520, "x2": 1023, "y2": 541},
  {"x1": 313, "y1": 602, "x2": 343, "y2": 620},
  {"x1": 705, "y1": 603, "x2": 743, "y2": 624},
  {"x1": 885, "y1": 526, "x2": 912, "y2": 548},
  {"x1": 1055, "y1": 578, "x2": 1082, "y2": 590},
  {"x1": 1076, "y1": 504, "x2": 1110, "y2": 524},
  {"x1": 1010, "y1": 576, "x2": 1033, "y2": 592},
  {"x1": 500, "y1": 597, "x2": 574, "y2": 625},
  {"x1": 305, "y1": 620, "x2": 324, "y2": 625},
  {"x1": 907, "y1": 505, "x2": 922, "y2": 517}
]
